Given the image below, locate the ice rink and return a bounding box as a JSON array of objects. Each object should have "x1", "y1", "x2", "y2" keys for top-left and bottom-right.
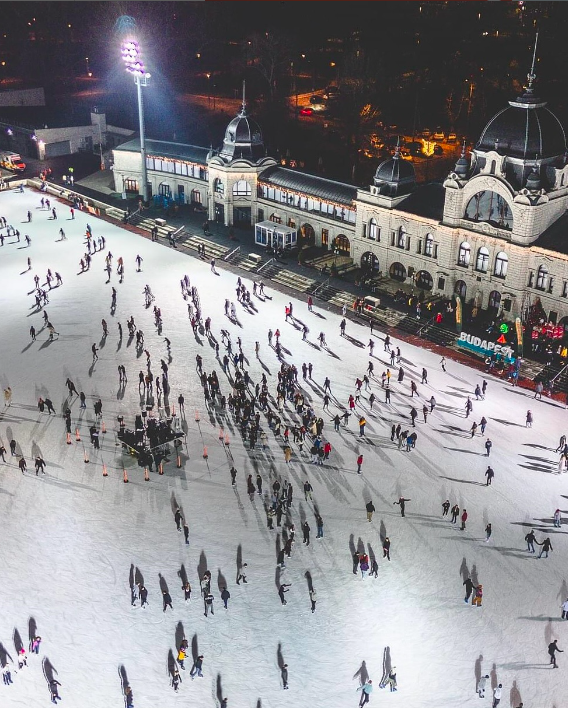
[{"x1": 0, "y1": 186, "x2": 567, "y2": 708}]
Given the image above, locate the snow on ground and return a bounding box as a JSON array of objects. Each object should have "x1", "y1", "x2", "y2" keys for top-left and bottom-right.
[{"x1": 0, "y1": 187, "x2": 567, "y2": 708}]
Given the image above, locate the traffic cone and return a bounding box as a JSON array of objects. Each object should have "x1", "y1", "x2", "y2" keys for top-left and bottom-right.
[
  {"x1": 123, "y1": 468, "x2": 129, "y2": 483},
  {"x1": 176, "y1": 453, "x2": 181, "y2": 468},
  {"x1": 101, "y1": 420, "x2": 106, "y2": 433},
  {"x1": 75, "y1": 427, "x2": 81, "y2": 442},
  {"x1": 84, "y1": 449, "x2": 89, "y2": 463},
  {"x1": 219, "y1": 426, "x2": 224, "y2": 440},
  {"x1": 172, "y1": 403, "x2": 176, "y2": 416},
  {"x1": 102, "y1": 462, "x2": 108, "y2": 477},
  {"x1": 224, "y1": 433, "x2": 230, "y2": 447},
  {"x1": 158, "y1": 462, "x2": 164, "y2": 475},
  {"x1": 144, "y1": 467, "x2": 150, "y2": 481},
  {"x1": 194, "y1": 410, "x2": 200, "y2": 422},
  {"x1": 203, "y1": 445, "x2": 208, "y2": 459},
  {"x1": 66, "y1": 432, "x2": 72, "y2": 445}
]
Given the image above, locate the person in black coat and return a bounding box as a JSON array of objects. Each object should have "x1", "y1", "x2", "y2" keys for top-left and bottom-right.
[
  {"x1": 302, "y1": 521, "x2": 310, "y2": 546},
  {"x1": 278, "y1": 583, "x2": 291, "y2": 604},
  {"x1": 353, "y1": 552, "x2": 360, "y2": 575},
  {"x1": 162, "y1": 590, "x2": 173, "y2": 612},
  {"x1": 281, "y1": 663, "x2": 289, "y2": 689},
  {"x1": 139, "y1": 585, "x2": 148, "y2": 607},
  {"x1": 463, "y1": 577, "x2": 475, "y2": 603},
  {"x1": 221, "y1": 587, "x2": 230, "y2": 609}
]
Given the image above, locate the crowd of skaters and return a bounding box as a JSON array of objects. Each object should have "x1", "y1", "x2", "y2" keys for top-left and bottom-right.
[{"x1": 1, "y1": 189, "x2": 568, "y2": 704}]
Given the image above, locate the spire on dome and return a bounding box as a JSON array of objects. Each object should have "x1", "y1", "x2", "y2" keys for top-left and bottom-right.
[
  {"x1": 241, "y1": 80, "x2": 247, "y2": 115},
  {"x1": 527, "y1": 31, "x2": 539, "y2": 92}
]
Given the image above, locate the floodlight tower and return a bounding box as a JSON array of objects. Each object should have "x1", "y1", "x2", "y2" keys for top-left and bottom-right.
[{"x1": 121, "y1": 39, "x2": 151, "y2": 204}]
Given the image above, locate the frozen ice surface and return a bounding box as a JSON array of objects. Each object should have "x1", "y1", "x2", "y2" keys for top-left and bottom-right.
[{"x1": 0, "y1": 188, "x2": 567, "y2": 708}]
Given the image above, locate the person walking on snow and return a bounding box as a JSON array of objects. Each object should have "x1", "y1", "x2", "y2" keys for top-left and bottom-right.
[
  {"x1": 525, "y1": 529, "x2": 536, "y2": 553},
  {"x1": 485, "y1": 466, "x2": 494, "y2": 485},
  {"x1": 393, "y1": 497, "x2": 410, "y2": 517},
  {"x1": 537, "y1": 537, "x2": 553, "y2": 558},
  {"x1": 366, "y1": 500, "x2": 375, "y2": 522},
  {"x1": 477, "y1": 674, "x2": 489, "y2": 698},
  {"x1": 463, "y1": 577, "x2": 474, "y2": 603}
]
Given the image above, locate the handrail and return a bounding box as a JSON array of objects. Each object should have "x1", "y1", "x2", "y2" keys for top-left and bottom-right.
[
  {"x1": 125, "y1": 207, "x2": 141, "y2": 222},
  {"x1": 223, "y1": 245, "x2": 240, "y2": 261},
  {"x1": 551, "y1": 362, "x2": 568, "y2": 384},
  {"x1": 171, "y1": 225, "x2": 185, "y2": 237},
  {"x1": 312, "y1": 275, "x2": 331, "y2": 296},
  {"x1": 256, "y1": 257, "x2": 275, "y2": 273},
  {"x1": 417, "y1": 314, "x2": 437, "y2": 337}
]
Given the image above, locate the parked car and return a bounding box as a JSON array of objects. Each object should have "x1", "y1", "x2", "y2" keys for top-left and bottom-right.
[
  {"x1": 433, "y1": 128, "x2": 445, "y2": 141},
  {"x1": 299, "y1": 106, "x2": 314, "y2": 116},
  {"x1": 447, "y1": 131, "x2": 457, "y2": 143},
  {"x1": 323, "y1": 85, "x2": 341, "y2": 100}
]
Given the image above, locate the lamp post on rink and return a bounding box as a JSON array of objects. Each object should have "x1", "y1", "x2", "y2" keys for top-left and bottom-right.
[{"x1": 121, "y1": 39, "x2": 151, "y2": 205}]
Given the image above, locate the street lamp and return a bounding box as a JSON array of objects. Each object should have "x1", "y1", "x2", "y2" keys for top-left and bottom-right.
[
  {"x1": 206, "y1": 73, "x2": 211, "y2": 108},
  {"x1": 121, "y1": 39, "x2": 151, "y2": 204}
]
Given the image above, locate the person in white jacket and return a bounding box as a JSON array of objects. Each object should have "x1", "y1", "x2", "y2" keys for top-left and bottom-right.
[
  {"x1": 493, "y1": 684, "x2": 503, "y2": 708},
  {"x1": 561, "y1": 598, "x2": 568, "y2": 620},
  {"x1": 477, "y1": 674, "x2": 489, "y2": 698}
]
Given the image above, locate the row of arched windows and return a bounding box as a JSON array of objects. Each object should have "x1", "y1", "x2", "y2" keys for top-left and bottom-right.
[
  {"x1": 213, "y1": 178, "x2": 252, "y2": 198},
  {"x1": 365, "y1": 220, "x2": 435, "y2": 257},
  {"x1": 457, "y1": 242, "x2": 508, "y2": 277}
]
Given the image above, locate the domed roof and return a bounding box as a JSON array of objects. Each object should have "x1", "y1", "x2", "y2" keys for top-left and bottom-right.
[
  {"x1": 373, "y1": 146, "x2": 416, "y2": 197},
  {"x1": 476, "y1": 83, "x2": 566, "y2": 161},
  {"x1": 218, "y1": 98, "x2": 265, "y2": 164}
]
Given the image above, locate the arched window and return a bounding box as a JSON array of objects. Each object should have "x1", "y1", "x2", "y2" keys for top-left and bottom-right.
[
  {"x1": 536, "y1": 265, "x2": 548, "y2": 291},
  {"x1": 233, "y1": 180, "x2": 251, "y2": 197},
  {"x1": 465, "y1": 191, "x2": 513, "y2": 231},
  {"x1": 457, "y1": 242, "x2": 471, "y2": 267},
  {"x1": 213, "y1": 178, "x2": 224, "y2": 196},
  {"x1": 424, "y1": 233, "x2": 434, "y2": 257},
  {"x1": 494, "y1": 252, "x2": 508, "y2": 278},
  {"x1": 454, "y1": 280, "x2": 467, "y2": 299},
  {"x1": 488, "y1": 290, "x2": 501, "y2": 310},
  {"x1": 369, "y1": 218, "x2": 379, "y2": 241},
  {"x1": 476, "y1": 247, "x2": 489, "y2": 273}
]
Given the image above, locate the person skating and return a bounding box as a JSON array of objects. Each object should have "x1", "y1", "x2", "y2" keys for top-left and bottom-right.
[
  {"x1": 190, "y1": 655, "x2": 204, "y2": 679},
  {"x1": 537, "y1": 537, "x2": 553, "y2": 558},
  {"x1": 485, "y1": 466, "x2": 494, "y2": 485},
  {"x1": 304, "y1": 479, "x2": 313, "y2": 501},
  {"x1": 485, "y1": 438, "x2": 493, "y2": 456},
  {"x1": 393, "y1": 497, "x2": 410, "y2": 517},
  {"x1": 492, "y1": 684, "x2": 502, "y2": 708},
  {"x1": 366, "y1": 500, "x2": 375, "y2": 522},
  {"x1": 18, "y1": 457, "x2": 27, "y2": 474},
  {"x1": 525, "y1": 529, "x2": 536, "y2": 553},
  {"x1": 485, "y1": 523, "x2": 492, "y2": 542},
  {"x1": 560, "y1": 597, "x2": 568, "y2": 620},
  {"x1": 182, "y1": 582, "x2": 192, "y2": 602},
  {"x1": 221, "y1": 587, "x2": 230, "y2": 609},
  {"x1": 281, "y1": 663, "x2": 289, "y2": 689},
  {"x1": 171, "y1": 668, "x2": 182, "y2": 691},
  {"x1": 353, "y1": 552, "x2": 360, "y2": 575},
  {"x1": 463, "y1": 577, "x2": 475, "y2": 603},
  {"x1": 230, "y1": 466, "x2": 237, "y2": 486},
  {"x1": 204, "y1": 592, "x2": 214, "y2": 616},
  {"x1": 460, "y1": 509, "x2": 468, "y2": 530},
  {"x1": 174, "y1": 507, "x2": 183, "y2": 532},
  {"x1": 236, "y1": 563, "x2": 248, "y2": 584},
  {"x1": 357, "y1": 453, "x2": 363, "y2": 474},
  {"x1": 357, "y1": 679, "x2": 373, "y2": 706},
  {"x1": 278, "y1": 583, "x2": 291, "y2": 605},
  {"x1": 472, "y1": 584, "x2": 483, "y2": 607},
  {"x1": 442, "y1": 500, "x2": 450, "y2": 517},
  {"x1": 162, "y1": 589, "x2": 173, "y2": 612},
  {"x1": 387, "y1": 668, "x2": 397, "y2": 692},
  {"x1": 477, "y1": 674, "x2": 489, "y2": 698},
  {"x1": 49, "y1": 678, "x2": 62, "y2": 703},
  {"x1": 451, "y1": 504, "x2": 460, "y2": 524},
  {"x1": 35, "y1": 456, "x2": 46, "y2": 475},
  {"x1": 139, "y1": 585, "x2": 148, "y2": 608},
  {"x1": 302, "y1": 521, "x2": 311, "y2": 546},
  {"x1": 310, "y1": 588, "x2": 317, "y2": 612},
  {"x1": 91, "y1": 343, "x2": 98, "y2": 361},
  {"x1": 315, "y1": 512, "x2": 324, "y2": 538},
  {"x1": 371, "y1": 557, "x2": 378, "y2": 578},
  {"x1": 382, "y1": 537, "x2": 391, "y2": 560}
]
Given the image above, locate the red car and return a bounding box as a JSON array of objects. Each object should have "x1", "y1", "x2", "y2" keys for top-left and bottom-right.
[{"x1": 299, "y1": 107, "x2": 313, "y2": 116}]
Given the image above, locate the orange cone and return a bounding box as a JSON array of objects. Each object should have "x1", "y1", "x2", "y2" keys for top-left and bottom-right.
[
  {"x1": 75, "y1": 427, "x2": 81, "y2": 441},
  {"x1": 101, "y1": 420, "x2": 106, "y2": 433},
  {"x1": 144, "y1": 467, "x2": 150, "y2": 481},
  {"x1": 203, "y1": 445, "x2": 208, "y2": 459},
  {"x1": 123, "y1": 468, "x2": 129, "y2": 483},
  {"x1": 219, "y1": 426, "x2": 224, "y2": 440},
  {"x1": 84, "y1": 449, "x2": 89, "y2": 463},
  {"x1": 224, "y1": 433, "x2": 230, "y2": 446},
  {"x1": 194, "y1": 410, "x2": 200, "y2": 422},
  {"x1": 102, "y1": 462, "x2": 108, "y2": 477},
  {"x1": 158, "y1": 462, "x2": 164, "y2": 475},
  {"x1": 172, "y1": 403, "x2": 176, "y2": 416},
  {"x1": 66, "y1": 432, "x2": 72, "y2": 445},
  {"x1": 176, "y1": 453, "x2": 181, "y2": 468}
]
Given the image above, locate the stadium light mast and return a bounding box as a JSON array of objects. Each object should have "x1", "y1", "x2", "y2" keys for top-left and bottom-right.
[{"x1": 121, "y1": 38, "x2": 151, "y2": 204}]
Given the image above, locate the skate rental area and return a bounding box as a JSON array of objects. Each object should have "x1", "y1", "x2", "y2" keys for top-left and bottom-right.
[{"x1": 0, "y1": 186, "x2": 567, "y2": 707}]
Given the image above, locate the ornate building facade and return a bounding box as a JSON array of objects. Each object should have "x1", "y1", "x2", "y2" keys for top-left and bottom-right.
[{"x1": 112, "y1": 76, "x2": 568, "y2": 324}]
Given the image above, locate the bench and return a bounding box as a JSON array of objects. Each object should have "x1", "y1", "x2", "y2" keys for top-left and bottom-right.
[{"x1": 246, "y1": 253, "x2": 262, "y2": 266}]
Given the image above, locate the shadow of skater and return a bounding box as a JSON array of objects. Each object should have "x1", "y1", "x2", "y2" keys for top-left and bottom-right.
[
  {"x1": 43, "y1": 656, "x2": 62, "y2": 702},
  {"x1": 178, "y1": 564, "x2": 188, "y2": 588},
  {"x1": 305, "y1": 570, "x2": 313, "y2": 592},
  {"x1": 28, "y1": 617, "x2": 38, "y2": 652},
  {"x1": 167, "y1": 648, "x2": 177, "y2": 679},
  {"x1": 118, "y1": 664, "x2": 134, "y2": 706},
  {"x1": 191, "y1": 634, "x2": 199, "y2": 663},
  {"x1": 474, "y1": 654, "x2": 483, "y2": 693},
  {"x1": 379, "y1": 520, "x2": 387, "y2": 543},
  {"x1": 353, "y1": 660, "x2": 369, "y2": 686},
  {"x1": 217, "y1": 567, "x2": 227, "y2": 592},
  {"x1": 0, "y1": 642, "x2": 14, "y2": 668},
  {"x1": 510, "y1": 680, "x2": 522, "y2": 708},
  {"x1": 198, "y1": 550, "x2": 208, "y2": 584},
  {"x1": 379, "y1": 647, "x2": 392, "y2": 687},
  {"x1": 216, "y1": 673, "x2": 224, "y2": 704},
  {"x1": 460, "y1": 557, "x2": 470, "y2": 583},
  {"x1": 13, "y1": 628, "x2": 24, "y2": 655}
]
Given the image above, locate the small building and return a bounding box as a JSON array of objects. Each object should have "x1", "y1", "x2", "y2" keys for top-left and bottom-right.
[{"x1": 254, "y1": 220, "x2": 297, "y2": 251}]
